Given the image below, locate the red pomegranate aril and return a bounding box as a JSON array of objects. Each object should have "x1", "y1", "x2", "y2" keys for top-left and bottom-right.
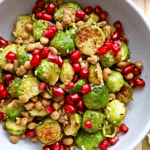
[
  {"x1": 112, "y1": 42, "x2": 120, "y2": 55},
  {"x1": 0, "y1": 112, "x2": 4, "y2": 121},
  {"x1": 119, "y1": 123, "x2": 129, "y2": 134},
  {"x1": 128, "y1": 79, "x2": 136, "y2": 88},
  {"x1": 46, "y1": 3, "x2": 56, "y2": 14},
  {"x1": 98, "y1": 46, "x2": 109, "y2": 55},
  {"x1": 119, "y1": 36, "x2": 128, "y2": 44},
  {"x1": 30, "y1": 55, "x2": 41, "y2": 67},
  {"x1": 77, "y1": 100, "x2": 85, "y2": 111},
  {"x1": 107, "y1": 135, "x2": 119, "y2": 145},
  {"x1": 43, "y1": 29, "x2": 55, "y2": 38},
  {"x1": 47, "y1": 26, "x2": 58, "y2": 33},
  {"x1": 43, "y1": 145, "x2": 51, "y2": 150},
  {"x1": 69, "y1": 93, "x2": 81, "y2": 102},
  {"x1": 57, "y1": 56, "x2": 63, "y2": 66},
  {"x1": 79, "y1": 67, "x2": 90, "y2": 79},
  {"x1": 81, "y1": 84, "x2": 91, "y2": 94},
  {"x1": 70, "y1": 50, "x2": 81, "y2": 63},
  {"x1": 50, "y1": 141, "x2": 61, "y2": 150},
  {"x1": 133, "y1": 68, "x2": 141, "y2": 77},
  {"x1": 32, "y1": 7, "x2": 43, "y2": 13},
  {"x1": 84, "y1": 6, "x2": 93, "y2": 15},
  {"x1": 1, "y1": 89, "x2": 8, "y2": 98},
  {"x1": 32, "y1": 49, "x2": 41, "y2": 56},
  {"x1": 39, "y1": 82, "x2": 47, "y2": 91},
  {"x1": 25, "y1": 129, "x2": 36, "y2": 138},
  {"x1": 76, "y1": 10, "x2": 85, "y2": 19},
  {"x1": 0, "y1": 37, "x2": 8, "y2": 47},
  {"x1": 45, "y1": 106, "x2": 53, "y2": 114},
  {"x1": 122, "y1": 63, "x2": 135, "y2": 74},
  {"x1": 66, "y1": 82, "x2": 74, "y2": 89},
  {"x1": 41, "y1": 47, "x2": 51, "y2": 59},
  {"x1": 5, "y1": 52, "x2": 17, "y2": 62},
  {"x1": 3, "y1": 74, "x2": 13, "y2": 83},
  {"x1": 43, "y1": 13, "x2": 53, "y2": 22},
  {"x1": 65, "y1": 96, "x2": 74, "y2": 105},
  {"x1": 72, "y1": 75, "x2": 79, "y2": 83},
  {"x1": 135, "y1": 78, "x2": 145, "y2": 88},
  {"x1": 99, "y1": 140, "x2": 109, "y2": 150},
  {"x1": 99, "y1": 11, "x2": 108, "y2": 21},
  {"x1": 111, "y1": 31, "x2": 120, "y2": 41},
  {"x1": 47, "y1": 53, "x2": 59, "y2": 64},
  {"x1": 114, "y1": 21, "x2": 123, "y2": 33},
  {"x1": 35, "y1": 12, "x2": 43, "y2": 20},
  {"x1": 94, "y1": 6, "x2": 102, "y2": 15},
  {"x1": 0, "y1": 83, "x2": 5, "y2": 92},
  {"x1": 104, "y1": 39, "x2": 114, "y2": 50},
  {"x1": 52, "y1": 87, "x2": 65, "y2": 96},
  {"x1": 84, "y1": 120, "x2": 92, "y2": 130},
  {"x1": 60, "y1": 145, "x2": 66, "y2": 150},
  {"x1": 63, "y1": 104, "x2": 77, "y2": 114},
  {"x1": 72, "y1": 62, "x2": 81, "y2": 72},
  {"x1": 36, "y1": 0, "x2": 45, "y2": 9}
]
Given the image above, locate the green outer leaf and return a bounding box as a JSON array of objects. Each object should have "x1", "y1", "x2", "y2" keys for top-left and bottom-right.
[
  {"x1": 66, "y1": 26, "x2": 78, "y2": 41},
  {"x1": 102, "y1": 124, "x2": 116, "y2": 138},
  {"x1": 85, "y1": 13, "x2": 99, "y2": 26},
  {"x1": 29, "y1": 108, "x2": 49, "y2": 117},
  {"x1": 120, "y1": 42, "x2": 130, "y2": 61},
  {"x1": 0, "y1": 68, "x2": 3, "y2": 83}
]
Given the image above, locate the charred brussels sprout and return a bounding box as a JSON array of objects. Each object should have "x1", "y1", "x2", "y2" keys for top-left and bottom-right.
[
  {"x1": 35, "y1": 59, "x2": 60, "y2": 86},
  {"x1": 105, "y1": 71, "x2": 125, "y2": 93},
  {"x1": 0, "y1": 68, "x2": 3, "y2": 83},
  {"x1": 74, "y1": 130, "x2": 105, "y2": 150},
  {"x1": 29, "y1": 108, "x2": 48, "y2": 117},
  {"x1": 83, "y1": 85, "x2": 109, "y2": 110},
  {"x1": 64, "y1": 113, "x2": 81, "y2": 136},
  {"x1": 50, "y1": 31, "x2": 75, "y2": 56},
  {"x1": 36, "y1": 118, "x2": 62, "y2": 144},
  {"x1": 105, "y1": 100, "x2": 126, "y2": 126},
  {"x1": 82, "y1": 110, "x2": 105, "y2": 133},
  {"x1": 85, "y1": 13, "x2": 99, "y2": 26},
  {"x1": 75, "y1": 26, "x2": 106, "y2": 56},
  {"x1": 66, "y1": 26, "x2": 78, "y2": 41}
]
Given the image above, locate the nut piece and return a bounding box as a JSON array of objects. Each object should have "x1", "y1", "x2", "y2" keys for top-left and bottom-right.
[
  {"x1": 42, "y1": 92, "x2": 52, "y2": 99},
  {"x1": 30, "y1": 137, "x2": 38, "y2": 142},
  {"x1": 117, "y1": 62, "x2": 129, "y2": 68},
  {"x1": 20, "y1": 117, "x2": 28, "y2": 127},
  {"x1": 4, "y1": 63, "x2": 14, "y2": 72},
  {"x1": 25, "y1": 102, "x2": 34, "y2": 110},
  {"x1": 12, "y1": 101, "x2": 20, "y2": 108},
  {"x1": 40, "y1": 37, "x2": 49, "y2": 45},
  {"x1": 10, "y1": 135, "x2": 19, "y2": 144},
  {"x1": 115, "y1": 53, "x2": 122, "y2": 62},
  {"x1": 34, "y1": 42, "x2": 44, "y2": 49},
  {"x1": 147, "y1": 134, "x2": 150, "y2": 145},
  {"x1": 28, "y1": 122, "x2": 37, "y2": 129},
  {"x1": 21, "y1": 111, "x2": 29, "y2": 118},
  {"x1": 76, "y1": 21, "x2": 85, "y2": 27},
  {"x1": 26, "y1": 43, "x2": 35, "y2": 51},
  {"x1": 35, "y1": 101, "x2": 42, "y2": 110},
  {"x1": 50, "y1": 111, "x2": 60, "y2": 120},
  {"x1": 62, "y1": 137, "x2": 73, "y2": 145},
  {"x1": 31, "y1": 96, "x2": 38, "y2": 102},
  {"x1": 59, "y1": 84, "x2": 66, "y2": 91},
  {"x1": 56, "y1": 21, "x2": 64, "y2": 31},
  {"x1": 22, "y1": 32, "x2": 30, "y2": 40},
  {"x1": 24, "y1": 61, "x2": 32, "y2": 70},
  {"x1": 13, "y1": 60, "x2": 19, "y2": 71},
  {"x1": 19, "y1": 95, "x2": 29, "y2": 103},
  {"x1": 124, "y1": 73, "x2": 134, "y2": 80},
  {"x1": 42, "y1": 99, "x2": 51, "y2": 106},
  {"x1": 53, "y1": 102, "x2": 61, "y2": 111},
  {"x1": 20, "y1": 134, "x2": 26, "y2": 139},
  {"x1": 16, "y1": 117, "x2": 21, "y2": 125},
  {"x1": 50, "y1": 47, "x2": 58, "y2": 54},
  {"x1": 16, "y1": 65, "x2": 27, "y2": 76},
  {"x1": 103, "y1": 68, "x2": 112, "y2": 81},
  {"x1": 109, "y1": 93, "x2": 116, "y2": 100},
  {"x1": 81, "y1": 60, "x2": 89, "y2": 69},
  {"x1": 97, "y1": 21, "x2": 107, "y2": 28},
  {"x1": 86, "y1": 55, "x2": 99, "y2": 64},
  {"x1": 135, "y1": 61, "x2": 143, "y2": 70},
  {"x1": 25, "y1": 23, "x2": 33, "y2": 31}
]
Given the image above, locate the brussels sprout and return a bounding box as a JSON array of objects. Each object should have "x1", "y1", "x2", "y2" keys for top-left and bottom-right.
[
  {"x1": 88, "y1": 63, "x2": 104, "y2": 85},
  {"x1": 33, "y1": 20, "x2": 49, "y2": 41},
  {"x1": 29, "y1": 108, "x2": 48, "y2": 117},
  {"x1": 13, "y1": 15, "x2": 32, "y2": 38},
  {"x1": 74, "y1": 130, "x2": 105, "y2": 150},
  {"x1": 66, "y1": 26, "x2": 78, "y2": 41},
  {"x1": 7, "y1": 100, "x2": 25, "y2": 120},
  {"x1": 54, "y1": 1, "x2": 83, "y2": 21},
  {"x1": 0, "y1": 68, "x2": 3, "y2": 83},
  {"x1": 0, "y1": 44, "x2": 17, "y2": 67},
  {"x1": 105, "y1": 100, "x2": 126, "y2": 126},
  {"x1": 50, "y1": 31, "x2": 75, "y2": 56},
  {"x1": 36, "y1": 118, "x2": 62, "y2": 144},
  {"x1": 35, "y1": 59, "x2": 60, "y2": 86},
  {"x1": 64, "y1": 113, "x2": 81, "y2": 136},
  {"x1": 5, "y1": 119, "x2": 27, "y2": 135},
  {"x1": 75, "y1": 26, "x2": 106, "y2": 56},
  {"x1": 85, "y1": 13, "x2": 99, "y2": 26},
  {"x1": 17, "y1": 75, "x2": 41, "y2": 99},
  {"x1": 82, "y1": 110, "x2": 105, "y2": 133},
  {"x1": 83, "y1": 85, "x2": 109, "y2": 110},
  {"x1": 67, "y1": 79, "x2": 86, "y2": 94},
  {"x1": 105, "y1": 71, "x2": 125, "y2": 93},
  {"x1": 0, "y1": 99, "x2": 11, "y2": 114},
  {"x1": 116, "y1": 82, "x2": 133, "y2": 104},
  {"x1": 60, "y1": 59, "x2": 75, "y2": 85}
]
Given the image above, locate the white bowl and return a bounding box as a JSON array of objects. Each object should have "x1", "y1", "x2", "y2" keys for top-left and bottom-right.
[{"x1": 0, "y1": 0, "x2": 150, "y2": 150}]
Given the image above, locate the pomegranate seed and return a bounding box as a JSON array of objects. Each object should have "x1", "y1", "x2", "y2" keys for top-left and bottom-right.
[
  {"x1": 69, "y1": 93, "x2": 81, "y2": 102},
  {"x1": 65, "y1": 96, "x2": 74, "y2": 105},
  {"x1": 46, "y1": 3, "x2": 56, "y2": 14},
  {"x1": 72, "y1": 75, "x2": 79, "y2": 83},
  {"x1": 76, "y1": 10, "x2": 85, "y2": 19},
  {"x1": 119, "y1": 36, "x2": 128, "y2": 44},
  {"x1": 45, "y1": 106, "x2": 53, "y2": 114},
  {"x1": 128, "y1": 79, "x2": 136, "y2": 88},
  {"x1": 104, "y1": 39, "x2": 114, "y2": 50},
  {"x1": 36, "y1": 0, "x2": 45, "y2": 9},
  {"x1": 99, "y1": 11, "x2": 108, "y2": 21},
  {"x1": 66, "y1": 82, "x2": 74, "y2": 89},
  {"x1": 30, "y1": 55, "x2": 41, "y2": 67},
  {"x1": 72, "y1": 62, "x2": 81, "y2": 72},
  {"x1": 111, "y1": 31, "x2": 120, "y2": 41},
  {"x1": 63, "y1": 104, "x2": 77, "y2": 114},
  {"x1": 114, "y1": 21, "x2": 123, "y2": 33},
  {"x1": 81, "y1": 84, "x2": 91, "y2": 94},
  {"x1": 107, "y1": 135, "x2": 119, "y2": 145},
  {"x1": 43, "y1": 29, "x2": 55, "y2": 38},
  {"x1": 0, "y1": 37, "x2": 8, "y2": 47},
  {"x1": 0, "y1": 83, "x2": 5, "y2": 92},
  {"x1": 0, "y1": 112, "x2": 4, "y2": 121},
  {"x1": 94, "y1": 6, "x2": 102, "y2": 15},
  {"x1": 43, "y1": 145, "x2": 51, "y2": 150},
  {"x1": 43, "y1": 13, "x2": 53, "y2": 22},
  {"x1": 35, "y1": 12, "x2": 43, "y2": 20},
  {"x1": 84, "y1": 6, "x2": 93, "y2": 15},
  {"x1": 5, "y1": 52, "x2": 17, "y2": 62},
  {"x1": 47, "y1": 53, "x2": 59, "y2": 64},
  {"x1": 122, "y1": 63, "x2": 135, "y2": 74},
  {"x1": 84, "y1": 120, "x2": 92, "y2": 129},
  {"x1": 60, "y1": 145, "x2": 66, "y2": 150},
  {"x1": 3, "y1": 74, "x2": 13, "y2": 83},
  {"x1": 135, "y1": 78, "x2": 145, "y2": 88},
  {"x1": 112, "y1": 42, "x2": 121, "y2": 55},
  {"x1": 52, "y1": 87, "x2": 65, "y2": 96},
  {"x1": 47, "y1": 26, "x2": 58, "y2": 33},
  {"x1": 32, "y1": 7, "x2": 42, "y2": 13},
  {"x1": 41, "y1": 47, "x2": 51, "y2": 59},
  {"x1": 119, "y1": 123, "x2": 129, "y2": 134},
  {"x1": 39, "y1": 82, "x2": 47, "y2": 91},
  {"x1": 25, "y1": 129, "x2": 36, "y2": 137},
  {"x1": 99, "y1": 140, "x2": 109, "y2": 150},
  {"x1": 98, "y1": 46, "x2": 109, "y2": 55},
  {"x1": 70, "y1": 50, "x2": 81, "y2": 63},
  {"x1": 32, "y1": 49, "x2": 41, "y2": 56},
  {"x1": 57, "y1": 56, "x2": 63, "y2": 66},
  {"x1": 79, "y1": 67, "x2": 90, "y2": 79},
  {"x1": 50, "y1": 141, "x2": 61, "y2": 150},
  {"x1": 1, "y1": 89, "x2": 8, "y2": 98},
  {"x1": 77, "y1": 100, "x2": 84, "y2": 111},
  {"x1": 133, "y1": 68, "x2": 141, "y2": 77}
]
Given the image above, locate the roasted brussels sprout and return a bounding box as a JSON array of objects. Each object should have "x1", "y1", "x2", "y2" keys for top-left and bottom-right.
[
  {"x1": 64, "y1": 113, "x2": 81, "y2": 136},
  {"x1": 36, "y1": 118, "x2": 62, "y2": 144},
  {"x1": 75, "y1": 26, "x2": 106, "y2": 56},
  {"x1": 85, "y1": 13, "x2": 99, "y2": 26},
  {"x1": 82, "y1": 110, "x2": 105, "y2": 133},
  {"x1": 29, "y1": 108, "x2": 48, "y2": 117},
  {"x1": 0, "y1": 68, "x2": 3, "y2": 83},
  {"x1": 66, "y1": 26, "x2": 78, "y2": 41},
  {"x1": 105, "y1": 100, "x2": 126, "y2": 126},
  {"x1": 83, "y1": 85, "x2": 109, "y2": 110},
  {"x1": 105, "y1": 71, "x2": 125, "y2": 93}
]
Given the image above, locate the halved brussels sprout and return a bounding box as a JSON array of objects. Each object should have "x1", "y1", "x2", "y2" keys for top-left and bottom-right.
[
  {"x1": 74, "y1": 130, "x2": 105, "y2": 150},
  {"x1": 33, "y1": 20, "x2": 49, "y2": 41},
  {"x1": 29, "y1": 108, "x2": 49, "y2": 117},
  {"x1": 105, "y1": 100, "x2": 126, "y2": 126},
  {"x1": 75, "y1": 25, "x2": 106, "y2": 56},
  {"x1": 85, "y1": 13, "x2": 99, "y2": 26},
  {"x1": 116, "y1": 82, "x2": 133, "y2": 104},
  {"x1": 105, "y1": 71, "x2": 125, "y2": 93},
  {"x1": 35, "y1": 59, "x2": 60, "y2": 86},
  {"x1": 0, "y1": 68, "x2": 3, "y2": 83},
  {"x1": 82, "y1": 110, "x2": 105, "y2": 133},
  {"x1": 66, "y1": 26, "x2": 78, "y2": 41},
  {"x1": 36, "y1": 118, "x2": 62, "y2": 144},
  {"x1": 5, "y1": 119, "x2": 27, "y2": 135},
  {"x1": 83, "y1": 85, "x2": 109, "y2": 110},
  {"x1": 7, "y1": 100, "x2": 25, "y2": 120},
  {"x1": 54, "y1": 1, "x2": 83, "y2": 21},
  {"x1": 17, "y1": 75, "x2": 41, "y2": 99},
  {"x1": 50, "y1": 31, "x2": 75, "y2": 56},
  {"x1": 13, "y1": 15, "x2": 32, "y2": 38},
  {"x1": 64, "y1": 113, "x2": 81, "y2": 136},
  {"x1": 88, "y1": 63, "x2": 104, "y2": 85},
  {"x1": 18, "y1": 45, "x2": 29, "y2": 65},
  {"x1": 0, "y1": 44, "x2": 17, "y2": 67}
]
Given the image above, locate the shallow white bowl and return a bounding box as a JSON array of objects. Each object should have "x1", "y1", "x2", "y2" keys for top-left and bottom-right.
[{"x1": 0, "y1": 0, "x2": 150, "y2": 150}]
